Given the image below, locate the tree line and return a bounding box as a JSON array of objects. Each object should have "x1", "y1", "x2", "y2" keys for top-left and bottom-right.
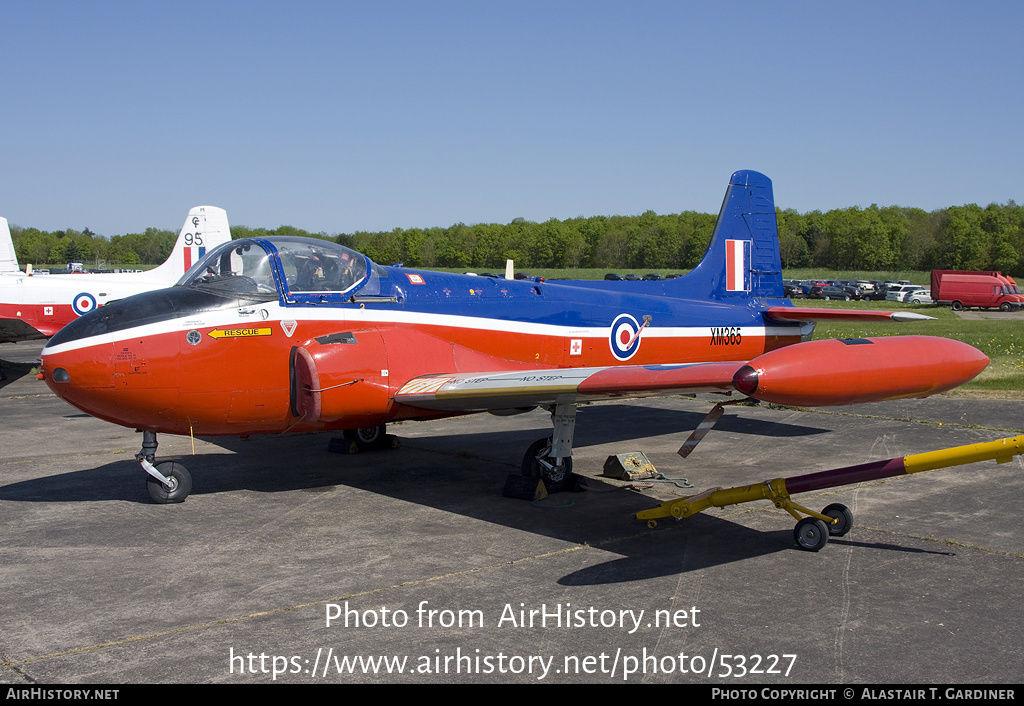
[{"x1": 9, "y1": 201, "x2": 1024, "y2": 275}]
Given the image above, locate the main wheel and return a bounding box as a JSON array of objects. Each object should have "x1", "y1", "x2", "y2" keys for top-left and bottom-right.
[
  {"x1": 146, "y1": 462, "x2": 192, "y2": 504},
  {"x1": 521, "y1": 437, "x2": 572, "y2": 493},
  {"x1": 794, "y1": 517, "x2": 829, "y2": 551},
  {"x1": 821, "y1": 503, "x2": 853, "y2": 537},
  {"x1": 1001, "y1": 302, "x2": 1011, "y2": 312},
  {"x1": 952, "y1": 300, "x2": 963, "y2": 311},
  {"x1": 344, "y1": 425, "x2": 388, "y2": 451}
]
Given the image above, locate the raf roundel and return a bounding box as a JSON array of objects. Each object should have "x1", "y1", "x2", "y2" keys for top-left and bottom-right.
[
  {"x1": 609, "y1": 313, "x2": 643, "y2": 361},
  {"x1": 72, "y1": 292, "x2": 97, "y2": 317}
]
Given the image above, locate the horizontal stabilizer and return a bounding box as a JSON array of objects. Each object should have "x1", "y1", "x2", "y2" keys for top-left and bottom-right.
[
  {"x1": 765, "y1": 307, "x2": 934, "y2": 323},
  {"x1": 0, "y1": 318, "x2": 46, "y2": 342}
]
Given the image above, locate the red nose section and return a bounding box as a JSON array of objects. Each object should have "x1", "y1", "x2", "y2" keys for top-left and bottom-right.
[
  {"x1": 41, "y1": 341, "x2": 123, "y2": 424},
  {"x1": 732, "y1": 336, "x2": 989, "y2": 406}
]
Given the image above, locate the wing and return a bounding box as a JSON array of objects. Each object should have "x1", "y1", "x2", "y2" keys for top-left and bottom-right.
[
  {"x1": 0, "y1": 318, "x2": 47, "y2": 344},
  {"x1": 394, "y1": 361, "x2": 745, "y2": 412},
  {"x1": 392, "y1": 307, "x2": 939, "y2": 414},
  {"x1": 395, "y1": 335, "x2": 990, "y2": 412}
]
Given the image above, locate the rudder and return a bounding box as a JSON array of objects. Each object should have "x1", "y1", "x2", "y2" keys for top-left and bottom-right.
[
  {"x1": 0, "y1": 217, "x2": 19, "y2": 273},
  {"x1": 147, "y1": 206, "x2": 232, "y2": 282},
  {"x1": 674, "y1": 170, "x2": 782, "y2": 300}
]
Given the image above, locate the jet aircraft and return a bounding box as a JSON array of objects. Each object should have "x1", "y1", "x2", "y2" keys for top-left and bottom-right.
[
  {"x1": 39, "y1": 172, "x2": 989, "y2": 520},
  {"x1": 0, "y1": 206, "x2": 232, "y2": 343}
]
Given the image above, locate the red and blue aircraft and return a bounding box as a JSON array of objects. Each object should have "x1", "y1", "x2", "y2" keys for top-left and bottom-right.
[{"x1": 38, "y1": 171, "x2": 989, "y2": 506}]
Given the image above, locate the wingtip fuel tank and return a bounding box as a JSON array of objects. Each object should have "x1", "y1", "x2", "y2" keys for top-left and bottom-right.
[{"x1": 732, "y1": 336, "x2": 989, "y2": 407}]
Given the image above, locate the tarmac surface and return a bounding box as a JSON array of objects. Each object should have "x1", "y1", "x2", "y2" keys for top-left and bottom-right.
[
  {"x1": 952, "y1": 308, "x2": 1024, "y2": 321},
  {"x1": 1, "y1": 340, "x2": 1022, "y2": 684}
]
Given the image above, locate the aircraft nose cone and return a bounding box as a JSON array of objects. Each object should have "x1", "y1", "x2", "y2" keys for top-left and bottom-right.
[{"x1": 40, "y1": 341, "x2": 115, "y2": 413}]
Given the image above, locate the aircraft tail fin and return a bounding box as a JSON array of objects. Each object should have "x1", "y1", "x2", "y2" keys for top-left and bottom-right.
[
  {"x1": 673, "y1": 170, "x2": 783, "y2": 300},
  {"x1": 147, "y1": 206, "x2": 231, "y2": 282},
  {"x1": 0, "y1": 217, "x2": 20, "y2": 273}
]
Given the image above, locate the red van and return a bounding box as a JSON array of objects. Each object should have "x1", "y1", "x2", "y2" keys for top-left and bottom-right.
[{"x1": 930, "y1": 270, "x2": 1024, "y2": 311}]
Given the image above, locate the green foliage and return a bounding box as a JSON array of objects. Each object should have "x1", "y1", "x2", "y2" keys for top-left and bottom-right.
[{"x1": 8, "y1": 199, "x2": 1024, "y2": 275}]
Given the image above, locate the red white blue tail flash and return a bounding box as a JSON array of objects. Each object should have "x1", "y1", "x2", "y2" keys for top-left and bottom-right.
[{"x1": 726, "y1": 239, "x2": 750, "y2": 292}]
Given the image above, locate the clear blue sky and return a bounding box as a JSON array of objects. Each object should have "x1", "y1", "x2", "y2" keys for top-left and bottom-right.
[{"x1": 2, "y1": 1, "x2": 1022, "y2": 236}]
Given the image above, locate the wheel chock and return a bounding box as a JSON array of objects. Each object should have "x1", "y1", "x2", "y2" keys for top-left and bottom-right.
[
  {"x1": 502, "y1": 475, "x2": 548, "y2": 501},
  {"x1": 327, "y1": 434, "x2": 400, "y2": 454},
  {"x1": 603, "y1": 452, "x2": 658, "y2": 481},
  {"x1": 327, "y1": 437, "x2": 360, "y2": 454}
]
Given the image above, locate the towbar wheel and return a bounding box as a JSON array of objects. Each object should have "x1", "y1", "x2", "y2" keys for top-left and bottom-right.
[
  {"x1": 822, "y1": 503, "x2": 854, "y2": 537},
  {"x1": 794, "y1": 517, "x2": 829, "y2": 552}
]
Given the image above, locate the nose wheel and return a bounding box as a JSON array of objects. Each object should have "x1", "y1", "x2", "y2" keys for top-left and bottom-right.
[
  {"x1": 137, "y1": 431, "x2": 193, "y2": 504},
  {"x1": 145, "y1": 461, "x2": 193, "y2": 504}
]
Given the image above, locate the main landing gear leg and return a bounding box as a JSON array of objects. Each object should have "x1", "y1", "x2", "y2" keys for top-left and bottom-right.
[
  {"x1": 137, "y1": 430, "x2": 192, "y2": 504},
  {"x1": 522, "y1": 399, "x2": 579, "y2": 493},
  {"x1": 343, "y1": 424, "x2": 398, "y2": 451},
  {"x1": 330, "y1": 424, "x2": 400, "y2": 454}
]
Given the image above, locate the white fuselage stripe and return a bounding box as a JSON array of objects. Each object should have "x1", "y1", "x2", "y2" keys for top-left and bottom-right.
[{"x1": 42, "y1": 303, "x2": 800, "y2": 355}]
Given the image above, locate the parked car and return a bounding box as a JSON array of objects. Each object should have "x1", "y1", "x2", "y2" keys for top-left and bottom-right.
[
  {"x1": 885, "y1": 284, "x2": 920, "y2": 302},
  {"x1": 642, "y1": 273, "x2": 664, "y2": 281},
  {"x1": 906, "y1": 289, "x2": 933, "y2": 304},
  {"x1": 623, "y1": 274, "x2": 641, "y2": 281},
  {"x1": 807, "y1": 285, "x2": 851, "y2": 301},
  {"x1": 603, "y1": 273, "x2": 623, "y2": 281},
  {"x1": 864, "y1": 281, "x2": 889, "y2": 300},
  {"x1": 828, "y1": 282, "x2": 864, "y2": 299}
]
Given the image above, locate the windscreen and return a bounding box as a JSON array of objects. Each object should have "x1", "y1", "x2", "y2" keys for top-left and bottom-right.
[{"x1": 177, "y1": 240, "x2": 279, "y2": 299}]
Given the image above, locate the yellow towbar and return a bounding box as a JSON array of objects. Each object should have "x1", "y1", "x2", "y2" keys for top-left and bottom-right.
[{"x1": 635, "y1": 434, "x2": 1024, "y2": 551}]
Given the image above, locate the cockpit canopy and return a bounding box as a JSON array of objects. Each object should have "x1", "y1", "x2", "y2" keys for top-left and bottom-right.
[{"x1": 178, "y1": 237, "x2": 374, "y2": 301}]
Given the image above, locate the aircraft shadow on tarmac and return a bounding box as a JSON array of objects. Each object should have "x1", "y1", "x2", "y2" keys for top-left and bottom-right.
[
  {"x1": 0, "y1": 359, "x2": 36, "y2": 389},
  {"x1": 0, "y1": 403, "x2": 948, "y2": 584}
]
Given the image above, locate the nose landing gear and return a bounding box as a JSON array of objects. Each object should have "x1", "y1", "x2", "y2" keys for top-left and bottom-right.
[
  {"x1": 137, "y1": 430, "x2": 193, "y2": 504},
  {"x1": 145, "y1": 461, "x2": 192, "y2": 503}
]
